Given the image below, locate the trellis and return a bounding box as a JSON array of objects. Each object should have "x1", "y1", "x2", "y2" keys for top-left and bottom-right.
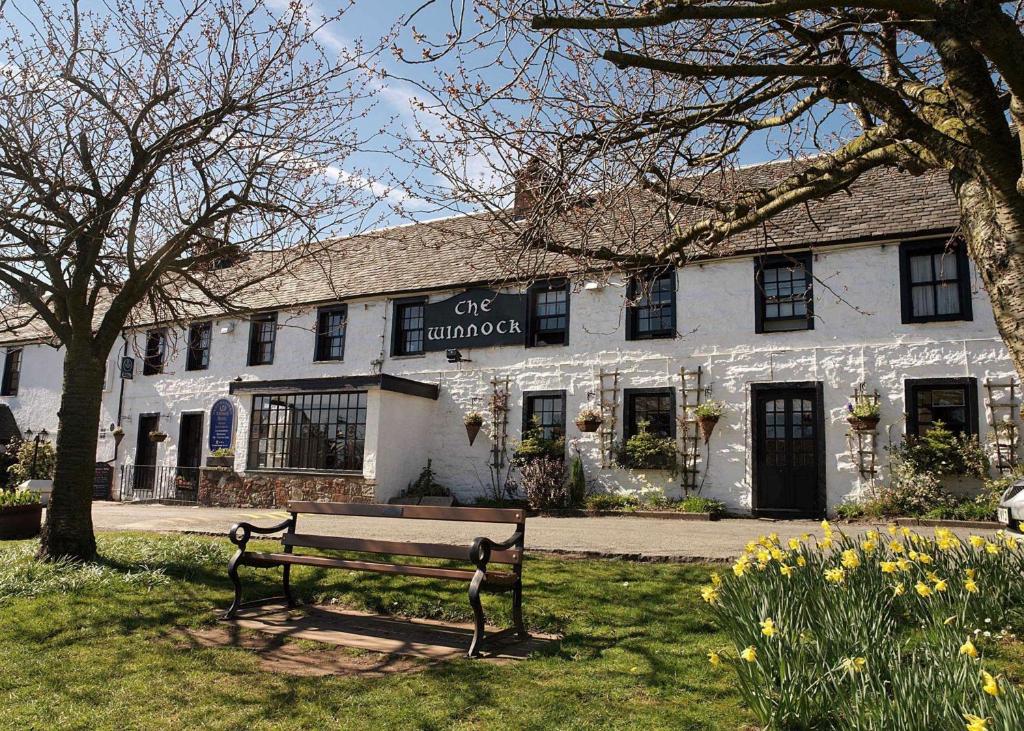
[
  {"x1": 846, "y1": 384, "x2": 880, "y2": 479},
  {"x1": 678, "y1": 366, "x2": 705, "y2": 493},
  {"x1": 984, "y1": 377, "x2": 1020, "y2": 473},
  {"x1": 597, "y1": 368, "x2": 620, "y2": 468},
  {"x1": 489, "y1": 375, "x2": 511, "y2": 475}
]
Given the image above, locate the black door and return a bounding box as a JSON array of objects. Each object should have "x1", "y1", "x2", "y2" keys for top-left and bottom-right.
[
  {"x1": 176, "y1": 414, "x2": 203, "y2": 496},
  {"x1": 133, "y1": 414, "x2": 160, "y2": 494},
  {"x1": 753, "y1": 385, "x2": 823, "y2": 517}
]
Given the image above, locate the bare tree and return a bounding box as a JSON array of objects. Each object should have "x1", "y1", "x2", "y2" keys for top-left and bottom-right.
[
  {"x1": 395, "y1": 1, "x2": 1024, "y2": 378},
  {"x1": 0, "y1": 0, "x2": 383, "y2": 560}
]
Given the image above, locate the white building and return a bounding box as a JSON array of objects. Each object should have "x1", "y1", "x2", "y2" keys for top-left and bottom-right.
[{"x1": 0, "y1": 164, "x2": 1018, "y2": 517}]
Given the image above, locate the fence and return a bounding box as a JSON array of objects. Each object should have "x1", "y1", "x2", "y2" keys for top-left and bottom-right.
[{"x1": 119, "y1": 464, "x2": 200, "y2": 504}]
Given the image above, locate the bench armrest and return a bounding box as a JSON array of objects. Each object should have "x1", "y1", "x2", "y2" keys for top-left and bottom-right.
[
  {"x1": 469, "y1": 530, "x2": 524, "y2": 571},
  {"x1": 228, "y1": 517, "x2": 295, "y2": 552}
]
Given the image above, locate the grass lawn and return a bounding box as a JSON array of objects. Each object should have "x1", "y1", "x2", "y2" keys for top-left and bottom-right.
[{"x1": 0, "y1": 532, "x2": 751, "y2": 730}]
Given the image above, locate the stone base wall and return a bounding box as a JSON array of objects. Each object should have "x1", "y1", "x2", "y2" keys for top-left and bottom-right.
[{"x1": 198, "y1": 469, "x2": 375, "y2": 508}]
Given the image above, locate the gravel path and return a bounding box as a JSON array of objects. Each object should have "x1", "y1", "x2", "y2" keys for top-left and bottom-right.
[{"x1": 89, "y1": 502, "x2": 1003, "y2": 561}]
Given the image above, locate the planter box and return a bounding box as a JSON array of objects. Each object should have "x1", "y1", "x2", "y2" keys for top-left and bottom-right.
[
  {"x1": 18, "y1": 479, "x2": 53, "y2": 507},
  {"x1": 0, "y1": 503, "x2": 42, "y2": 540},
  {"x1": 205, "y1": 455, "x2": 235, "y2": 469}
]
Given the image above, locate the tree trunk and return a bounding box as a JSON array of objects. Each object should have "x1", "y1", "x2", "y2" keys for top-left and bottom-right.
[
  {"x1": 951, "y1": 173, "x2": 1024, "y2": 384},
  {"x1": 38, "y1": 340, "x2": 106, "y2": 562}
]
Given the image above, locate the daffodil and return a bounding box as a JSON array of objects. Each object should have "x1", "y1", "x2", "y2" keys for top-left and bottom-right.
[
  {"x1": 866, "y1": 529, "x2": 880, "y2": 541},
  {"x1": 880, "y1": 561, "x2": 898, "y2": 574},
  {"x1": 788, "y1": 537, "x2": 801, "y2": 550},
  {"x1": 760, "y1": 618, "x2": 777, "y2": 638},
  {"x1": 862, "y1": 538, "x2": 877, "y2": 553},
  {"x1": 708, "y1": 651, "x2": 721, "y2": 667},
  {"x1": 700, "y1": 586, "x2": 719, "y2": 604},
  {"x1": 966, "y1": 568, "x2": 976, "y2": 580},
  {"x1": 933, "y1": 578, "x2": 948, "y2": 592},
  {"x1": 969, "y1": 535, "x2": 986, "y2": 549},
  {"x1": 900, "y1": 526, "x2": 912, "y2": 538},
  {"x1": 780, "y1": 563, "x2": 794, "y2": 578},
  {"x1": 915, "y1": 581, "x2": 932, "y2": 598},
  {"x1": 965, "y1": 578, "x2": 979, "y2": 593},
  {"x1": 841, "y1": 550, "x2": 861, "y2": 569},
  {"x1": 964, "y1": 714, "x2": 988, "y2": 731},
  {"x1": 733, "y1": 556, "x2": 750, "y2": 577},
  {"x1": 896, "y1": 558, "x2": 911, "y2": 572},
  {"x1": 821, "y1": 519, "x2": 832, "y2": 535},
  {"x1": 985, "y1": 542, "x2": 999, "y2": 555},
  {"x1": 820, "y1": 537, "x2": 833, "y2": 550},
  {"x1": 740, "y1": 646, "x2": 757, "y2": 663},
  {"x1": 887, "y1": 523, "x2": 899, "y2": 536},
  {"x1": 889, "y1": 541, "x2": 905, "y2": 553},
  {"x1": 960, "y1": 638, "x2": 979, "y2": 658},
  {"x1": 1005, "y1": 535, "x2": 1019, "y2": 551},
  {"x1": 892, "y1": 583, "x2": 905, "y2": 597},
  {"x1": 841, "y1": 656, "x2": 866, "y2": 674},
  {"x1": 796, "y1": 556, "x2": 807, "y2": 567},
  {"x1": 918, "y1": 553, "x2": 934, "y2": 565},
  {"x1": 770, "y1": 547, "x2": 784, "y2": 561},
  {"x1": 710, "y1": 572, "x2": 722, "y2": 587},
  {"x1": 825, "y1": 567, "x2": 846, "y2": 584},
  {"x1": 982, "y1": 670, "x2": 999, "y2": 697}
]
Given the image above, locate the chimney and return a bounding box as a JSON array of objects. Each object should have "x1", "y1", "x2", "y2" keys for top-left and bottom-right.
[{"x1": 513, "y1": 157, "x2": 546, "y2": 220}]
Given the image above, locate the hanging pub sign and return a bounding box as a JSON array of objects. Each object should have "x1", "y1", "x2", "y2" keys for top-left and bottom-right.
[
  {"x1": 119, "y1": 356, "x2": 135, "y2": 380},
  {"x1": 423, "y1": 288, "x2": 527, "y2": 351},
  {"x1": 208, "y1": 398, "x2": 235, "y2": 451}
]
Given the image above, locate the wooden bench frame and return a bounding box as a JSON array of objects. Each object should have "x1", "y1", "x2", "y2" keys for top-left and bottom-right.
[{"x1": 223, "y1": 501, "x2": 527, "y2": 657}]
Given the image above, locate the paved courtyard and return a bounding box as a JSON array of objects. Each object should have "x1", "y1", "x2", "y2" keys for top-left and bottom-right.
[{"x1": 89, "y1": 501, "x2": 1002, "y2": 561}]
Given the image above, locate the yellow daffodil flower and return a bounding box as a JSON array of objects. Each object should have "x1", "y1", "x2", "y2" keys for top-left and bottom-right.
[
  {"x1": 780, "y1": 564, "x2": 793, "y2": 578},
  {"x1": 841, "y1": 550, "x2": 861, "y2": 569},
  {"x1": 867, "y1": 529, "x2": 880, "y2": 541},
  {"x1": 797, "y1": 556, "x2": 807, "y2": 567},
  {"x1": 760, "y1": 618, "x2": 777, "y2": 638},
  {"x1": 740, "y1": 646, "x2": 757, "y2": 663},
  {"x1": 985, "y1": 542, "x2": 999, "y2": 555},
  {"x1": 880, "y1": 561, "x2": 898, "y2": 574},
  {"x1": 982, "y1": 670, "x2": 999, "y2": 696},
  {"x1": 889, "y1": 541, "x2": 905, "y2": 553},
  {"x1": 969, "y1": 535, "x2": 986, "y2": 549},
  {"x1": 788, "y1": 537, "x2": 801, "y2": 550},
  {"x1": 915, "y1": 581, "x2": 932, "y2": 598},
  {"x1": 887, "y1": 523, "x2": 898, "y2": 536},
  {"x1": 960, "y1": 638, "x2": 979, "y2": 658},
  {"x1": 825, "y1": 567, "x2": 846, "y2": 584},
  {"x1": 710, "y1": 572, "x2": 722, "y2": 587},
  {"x1": 700, "y1": 586, "x2": 719, "y2": 604},
  {"x1": 893, "y1": 583, "x2": 905, "y2": 597},
  {"x1": 919, "y1": 553, "x2": 934, "y2": 564},
  {"x1": 708, "y1": 651, "x2": 721, "y2": 667},
  {"x1": 820, "y1": 537, "x2": 833, "y2": 550},
  {"x1": 862, "y1": 539, "x2": 877, "y2": 553},
  {"x1": 841, "y1": 656, "x2": 867, "y2": 674},
  {"x1": 964, "y1": 714, "x2": 988, "y2": 731},
  {"x1": 933, "y1": 578, "x2": 948, "y2": 592},
  {"x1": 966, "y1": 568, "x2": 976, "y2": 580},
  {"x1": 896, "y1": 558, "x2": 911, "y2": 572},
  {"x1": 965, "y1": 578, "x2": 979, "y2": 593}
]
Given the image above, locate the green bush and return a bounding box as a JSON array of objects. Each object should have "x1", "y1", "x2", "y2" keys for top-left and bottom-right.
[
  {"x1": 512, "y1": 420, "x2": 565, "y2": 465},
  {"x1": 584, "y1": 493, "x2": 640, "y2": 512},
  {"x1": 567, "y1": 454, "x2": 586, "y2": 507},
  {"x1": 582, "y1": 492, "x2": 724, "y2": 515},
  {"x1": 0, "y1": 489, "x2": 40, "y2": 509},
  {"x1": 889, "y1": 422, "x2": 989, "y2": 478},
  {"x1": 7, "y1": 440, "x2": 56, "y2": 484},
  {"x1": 403, "y1": 459, "x2": 450, "y2": 498},
  {"x1": 617, "y1": 420, "x2": 677, "y2": 471},
  {"x1": 676, "y1": 496, "x2": 726, "y2": 515},
  {"x1": 519, "y1": 456, "x2": 569, "y2": 510}
]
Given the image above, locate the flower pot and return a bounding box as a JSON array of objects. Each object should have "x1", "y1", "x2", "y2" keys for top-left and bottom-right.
[
  {"x1": 847, "y1": 415, "x2": 880, "y2": 431},
  {"x1": 0, "y1": 503, "x2": 42, "y2": 540},
  {"x1": 465, "y1": 421, "x2": 482, "y2": 446},
  {"x1": 697, "y1": 415, "x2": 719, "y2": 444},
  {"x1": 575, "y1": 416, "x2": 602, "y2": 433},
  {"x1": 113, "y1": 430, "x2": 125, "y2": 447},
  {"x1": 149, "y1": 432, "x2": 167, "y2": 443},
  {"x1": 205, "y1": 455, "x2": 234, "y2": 469}
]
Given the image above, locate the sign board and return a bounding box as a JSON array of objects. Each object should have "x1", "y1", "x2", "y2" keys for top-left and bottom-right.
[
  {"x1": 93, "y1": 462, "x2": 113, "y2": 500},
  {"x1": 208, "y1": 398, "x2": 234, "y2": 451},
  {"x1": 423, "y1": 288, "x2": 527, "y2": 352},
  {"x1": 119, "y1": 356, "x2": 135, "y2": 380}
]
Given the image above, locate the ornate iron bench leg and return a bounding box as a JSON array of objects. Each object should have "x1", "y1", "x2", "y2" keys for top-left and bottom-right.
[
  {"x1": 512, "y1": 581, "x2": 527, "y2": 640},
  {"x1": 468, "y1": 573, "x2": 486, "y2": 658}
]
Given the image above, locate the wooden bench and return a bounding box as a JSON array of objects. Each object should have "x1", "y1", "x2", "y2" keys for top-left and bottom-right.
[{"x1": 224, "y1": 501, "x2": 527, "y2": 657}]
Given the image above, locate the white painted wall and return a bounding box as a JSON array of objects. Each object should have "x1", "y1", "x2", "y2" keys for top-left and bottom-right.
[{"x1": 0, "y1": 237, "x2": 1017, "y2": 513}]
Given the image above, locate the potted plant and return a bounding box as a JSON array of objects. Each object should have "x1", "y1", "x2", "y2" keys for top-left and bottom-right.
[
  {"x1": 0, "y1": 489, "x2": 42, "y2": 540},
  {"x1": 206, "y1": 447, "x2": 234, "y2": 469},
  {"x1": 149, "y1": 430, "x2": 168, "y2": 443},
  {"x1": 111, "y1": 425, "x2": 125, "y2": 446},
  {"x1": 575, "y1": 406, "x2": 603, "y2": 433},
  {"x1": 464, "y1": 411, "x2": 484, "y2": 445},
  {"x1": 617, "y1": 420, "x2": 677, "y2": 471},
  {"x1": 846, "y1": 397, "x2": 881, "y2": 431},
  {"x1": 694, "y1": 400, "x2": 726, "y2": 443}
]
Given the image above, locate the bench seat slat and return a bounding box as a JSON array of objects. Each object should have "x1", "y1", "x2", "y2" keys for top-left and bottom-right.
[
  {"x1": 287, "y1": 501, "x2": 525, "y2": 524},
  {"x1": 282, "y1": 533, "x2": 522, "y2": 565},
  {"x1": 242, "y1": 552, "x2": 518, "y2": 585}
]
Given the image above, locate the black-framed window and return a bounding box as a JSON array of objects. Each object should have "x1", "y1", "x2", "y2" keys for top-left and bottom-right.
[
  {"x1": 528, "y1": 280, "x2": 569, "y2": 346},
  {"x1": 142, "y1": 329, "x2": 166, "y2": 375},
  {"x1": 392, "y1": 298, "x2": 426, "y2": 356},
  {"x1": 1, "y1": 348, "x2": 21, "y2": 396},
  {"x1": 624, "y1": 388, "x2": 676, "y2": 439},
  {"x1": 627, "y1": 268, "x2": 676, "y2": 340},
  {"x1": 905, "y1": 378, "x2": 979, "y2": 437},
  {"x1": 755, "y1": 254, "x2": 814, "y2": 333},
  {"x1": 523, "y1": 390, "x2": 567, "y2": 441},
  {"x1": 247, "y1": 391, "x2": 368, "y2": 472},
  {"x1": 315, "y1": 305, "x2": 347, "y2": 361},
  {"x1": 247, "y1": 312, "x2": 277, "y2": 366},
  {"x1": 186, "y1": 322, "x2": 212, "y2": 371},
  {"x1": 899, "y1": 239, "x2": 973, "y2": 323}
]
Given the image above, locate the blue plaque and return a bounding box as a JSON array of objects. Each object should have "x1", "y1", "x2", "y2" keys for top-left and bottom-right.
[{"x1": 208, "y1": 398, "x2": 234, "y2": 451}]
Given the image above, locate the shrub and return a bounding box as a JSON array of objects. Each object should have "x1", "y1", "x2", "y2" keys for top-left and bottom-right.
[
  {"x1": 567, "y1": 454, "x2": 586, "y2": 507},
  {"x1": 889, "y1": 422, "x2": 989, "y2": 477},
  {"x1": 617, "y1": 420, "x2": 676, "y2": 470},
  {"x1": 403, "y1": 459, "x2": 450, "y2": 498},
  {"x1": 834, "y1": 500, "x2": 866, "y2": 520},
  {"x1": 0, "y1": 488, "x2": 40, "y2": 509},
  {"x1": 702, "y1": 522, "x2": 1024, "y2": 729},
  {"x1": 584, "y1": 492, "x2": 640, "y2": 512},
  {"x1": 7, "y1": 440, "x2": 56, "y2": 483},
  {"x1": 512, "y1": 420, "x2": 565, "y2": 465},
  {"x1": 676, "y1": 496, "x2": 726, "y2": 515},
  {"x1": 209, "y1": 447, "x2": 234, "y2": 458},
  {"x1": 518, "y1": 456, "x2": 569, "y2": 510}
]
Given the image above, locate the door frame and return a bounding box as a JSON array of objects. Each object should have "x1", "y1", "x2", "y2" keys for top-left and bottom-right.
[
  {"x1": 750, "y1": 381, "x2": 827, "y2": 518},
  {"x1": 176, "y1": 411, "x2": 205, "y2": 469}
]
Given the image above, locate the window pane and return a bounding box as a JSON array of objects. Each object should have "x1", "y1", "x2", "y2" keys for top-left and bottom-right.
[
  {"x1": 630, "y1": 393, "x2": 673, "y2": 438},
  {"x1": 909, "y1": 254, "x2": 933, "y2": 284},
  {"x1": 525, "y1": 394, "x2": 565, "y2": 441},
  {"x1": 935, "y1": 282, "x2": 961, "y2": 315},
  {"x1": 934, "y1": 252, "x2": 957, "y2": 280},
  {"x1": 248, "y1": 391, "x2": 367, "y2": 471},
  {"x1": 911, "y1": 284, "x2": 935, "y2": 317}
]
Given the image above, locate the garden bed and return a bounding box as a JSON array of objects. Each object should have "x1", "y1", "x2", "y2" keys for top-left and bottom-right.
[
  {"x1": 894, "y1": 516, "x2": 1000, "y2": 530},
  {"x1": 529, "y1": 508, "x2": 716, "y2": 520}
]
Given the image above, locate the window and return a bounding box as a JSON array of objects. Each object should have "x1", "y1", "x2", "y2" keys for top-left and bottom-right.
[
  {"x1": 624, "y1": 388, "x2": 676, "y2": 439},
  {"x1": 315, "y1": 305, "x2": 347, "y2": 361},
  {"x1": 247, "y1": 312, "x2": 277, "y2": 366},
  {"x1": 186, "y1": 322, "x2": 212, "y2": 371},
  {"x1": 755, "y1": 254, "x2": 813, "y2": 333},
  {"x1": 899, "y1": 239, "x2": 973, "y2": 323},
  {"x1": 392, "y1": 298, "x2": 425, "y2": 356},
  {"x1": 142, "y1": 329, "x2": 166, "y2": 375},
  {"x1": 627, "y1": 268, "x2": 676, "y2": 340},
  {"x1": 247, "y1": 391, "x2": 368, "y2": 472},
  {"x1": 1, "y1": 348, "x2": 21, "y2": 396},
  {"x1": 905, "y1": 378, "x2": 979, "y2": 437},
  {"x1": 523, "y1": 391, "x2": 566, "y2": 441},
  {"x1": 528, "y1": 280, "x2": 569, "y2": 346}
]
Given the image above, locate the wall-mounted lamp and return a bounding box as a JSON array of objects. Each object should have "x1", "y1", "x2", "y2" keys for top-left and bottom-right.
[
  {"x1": 446, "y1": 349, "x2": 471, "y2": 364},
  {"x1": 583, "y1": 281, "x2": 604, "y2": 291},
  {"x1": 219, "y1": 322, "x2": 235, "y2": 334}
]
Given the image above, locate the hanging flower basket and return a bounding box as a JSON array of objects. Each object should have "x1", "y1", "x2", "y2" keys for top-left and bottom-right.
[
  {"x1": 464, "y1": 412, "x2": 484, "y2": 446},
  {"x1": 697, "y1": 415, "x2": 720, "y2": 444},
  {"x1": 575, "y1": 407, "x2": 603, "y2": 433},
  {"x1": 112, "y1": 426, "x2": 125, "y2": 446},
  {"x1": 149, "y1": 431, "x2": 168, "y2": 443},
  {"x1": 847, "y1": 414, "x2": 880, "y2": 431}
]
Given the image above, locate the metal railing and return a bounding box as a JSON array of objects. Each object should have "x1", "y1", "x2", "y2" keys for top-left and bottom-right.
[{"x1": 120, "y1": 464, "x2": 200, "y2": 504}]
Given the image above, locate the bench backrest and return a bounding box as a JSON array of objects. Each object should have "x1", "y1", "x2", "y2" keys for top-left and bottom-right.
[{"x1": 283, "y1": 501, "x2": 525, "y2": 566}]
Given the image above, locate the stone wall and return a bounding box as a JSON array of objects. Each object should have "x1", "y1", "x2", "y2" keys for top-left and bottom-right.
[{"x1": 198, "y1": 468, "x2": 375, "y2": 508}]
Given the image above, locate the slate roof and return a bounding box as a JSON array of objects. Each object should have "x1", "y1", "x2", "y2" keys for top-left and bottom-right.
[{"x1": 0, "y1": 160, "x2": 960, "y2": 342}]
